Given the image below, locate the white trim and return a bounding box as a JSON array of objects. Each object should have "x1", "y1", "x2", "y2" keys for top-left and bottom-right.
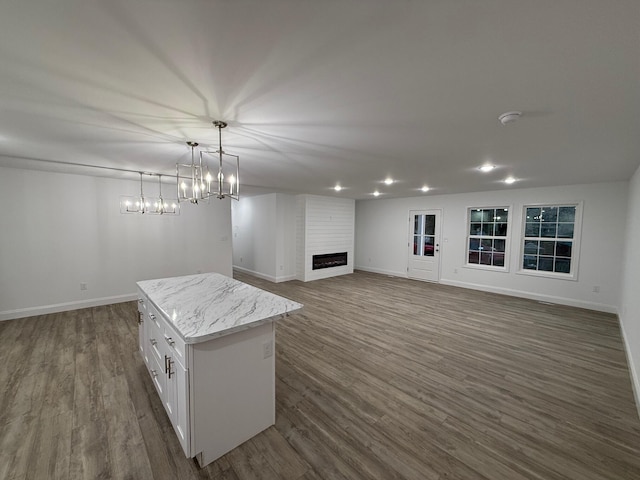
[
  {"x1": 619, "y1": 316, "x2": 640, "y2": 419},
  {"x1": 232, "y1": 266, "x2": 295, "y2": 283},
  {"x1": 275, "y1": 274, "x2": 297, "y2": 283},
  {"x1": 517, "y1": 201, "x2": 583, "y2": 281},
  {"x1": 355, "y1": 265, "x2": 408, "y2": 278},
  {"x1": 439, "y1": 278, "x2": 617, "y2": 314},
  {"x1": 462, "y1": 263, "x2": 508, "y2": 273},
  {"x1": 516, "y1": 268, "x2": 579, "y2": 281},
  {"x1": 407, "y1": 209, "x2": 443, "y2": 282},
  {"x1": 465, "y1": 204, "x2": 513, "y2": 272},
  {"x1": 232, "y1": 265, "x2": 277, "y2": 283},
  {"x1": 0, "y1": 293, "x2": 138, "y2": 322}
]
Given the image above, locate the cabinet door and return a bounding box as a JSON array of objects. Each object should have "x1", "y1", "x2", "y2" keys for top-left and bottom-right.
[{"x1": 167, "y1": 359, "x2": 190, "y2": 457}]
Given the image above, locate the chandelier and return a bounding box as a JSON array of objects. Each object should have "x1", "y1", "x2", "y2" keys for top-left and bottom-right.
[
  {"x1": 176, "y1": 120, "x2": 239, "y2": 203},
  {"x1": 120, "y1": 173, "x2": 179, "y2": 215}
]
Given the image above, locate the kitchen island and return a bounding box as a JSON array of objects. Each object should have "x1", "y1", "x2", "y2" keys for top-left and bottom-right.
[{"x1": 136, "y1": 273, "x2": 303, "y2": 467}]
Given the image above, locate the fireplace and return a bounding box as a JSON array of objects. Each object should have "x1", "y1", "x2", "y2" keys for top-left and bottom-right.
[{"x1": 312, "y1": 252, "x2": 348, "y2": 270}]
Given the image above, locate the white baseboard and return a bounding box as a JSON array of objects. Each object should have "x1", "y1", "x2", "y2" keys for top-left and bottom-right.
[
  {"x1": 275, "y1": 274, "x2": 297, "y2": 283},
  {"x1": 619, "y1": 318, "x2": 640, "y2": 419},
  {"x1": 439, "y1": 279, "x2": 618, "y2": 314},
  {"x1": 0, "y1": 293, "x2": 138, "y2": 322},
  {"x1": 354, "y1": 265, "x2": 408, "y2": 278},
  {"x1": 233, "y1": 266, "x2": 294, "y2": 284}
]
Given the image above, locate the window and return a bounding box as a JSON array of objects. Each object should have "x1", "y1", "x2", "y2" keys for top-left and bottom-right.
[
  {"x1": 466, "y1": 207, "x2": 509, "y2": 269},
  {"x1": 413, "y1": 214, "x2": 435, "y2": 257},
  {"x1": 520, "y1": 204, "x2": 581, "y2": 278}
]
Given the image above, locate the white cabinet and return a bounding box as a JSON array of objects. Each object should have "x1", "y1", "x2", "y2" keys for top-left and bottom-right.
[
  {"x1": 137, "y1": 298, "x2": 149, "y2": 367},
  {"x1": 167, "y1": 357, "x2": 189, "y2": 455},
  {"x1": 138, "y1": 290, "x2": 277, "y2": 466},
  {"x1": 142, "y1": 298, "x2": 190, "y2": 455},
  {"x1": 136, "y1": 273, "x2": 302, "y2": 468}
]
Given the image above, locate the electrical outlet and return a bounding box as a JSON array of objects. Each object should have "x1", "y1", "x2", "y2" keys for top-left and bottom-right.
[
  {"x1": 263, "y1": 340, "x2": 274, "y2": 359},
  {"x1": 592, "y1": 285, "x2": 600, "y2": 293},
  {"x1": 80, "y1": 282, "x2": 87, "y2": 291}
]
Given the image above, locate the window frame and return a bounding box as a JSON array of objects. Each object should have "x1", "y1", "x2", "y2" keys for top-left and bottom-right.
[
  {"x1": 464, "y1": 205, "x2": 512, "y2": 272},
  {"x1": 517, "y1": 201, "x2": 583, "y2": 281}
]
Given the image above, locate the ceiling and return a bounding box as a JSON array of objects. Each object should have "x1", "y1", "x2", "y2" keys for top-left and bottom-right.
[{"x1": 0, "y1": 1, "x2": 639, "y2": 200}]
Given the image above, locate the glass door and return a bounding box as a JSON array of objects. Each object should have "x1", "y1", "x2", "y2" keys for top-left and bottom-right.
[{"x1": 408, "y1": 210, "x2": 441, "y2": 282}]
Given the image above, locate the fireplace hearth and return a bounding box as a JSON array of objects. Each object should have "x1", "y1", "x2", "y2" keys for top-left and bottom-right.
[{"x1": 312, "y1": 252, "x2": 348, "y2": 270}]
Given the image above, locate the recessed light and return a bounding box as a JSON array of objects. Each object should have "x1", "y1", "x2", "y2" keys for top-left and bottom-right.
[
  {"x1": 384, "y1": 178, "x2": 393, "y2": 185},
  {"x1": 421, "y1": 186, "x2": 430, "y2": 192},
  {"x1": 504, "y1": 176, "x2": 516, "y2": 184},
  {"x1": 373, "y1": 191, "x2": 381, "y2": 197},
  {"x1": 479, "y1": 164, "x2": 495, "y2": 173},
  {"x1": 334, "y1": 185, "x2": 342, "y2": 192}
]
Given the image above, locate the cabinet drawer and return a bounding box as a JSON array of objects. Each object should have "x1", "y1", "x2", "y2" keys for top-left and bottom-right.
[
  {"x1": 146, "y1": 304, "x2": 164, "y2": 365},
  {"x1": 162, "y1": 321, "x2": 187, "y2": 369},
  {"x1": 137, "y1": 295, "x2": 146, "y2": 314},
  {"x1": 148, "y1": 345, "x2": 167, "y2": 398},
  {"x1": 145, "y1": 301, "x2": 187, "y2": 368}
]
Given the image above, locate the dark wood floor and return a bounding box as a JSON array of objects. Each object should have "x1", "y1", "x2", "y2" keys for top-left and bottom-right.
[{"x1": 1, "y1": 271, "x2": 639, "y2": 479}]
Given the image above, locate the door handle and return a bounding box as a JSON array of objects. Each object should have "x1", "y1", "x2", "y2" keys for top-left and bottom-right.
[{"x1": 165, "y1": 355, "x2": 174, "y2": 378}]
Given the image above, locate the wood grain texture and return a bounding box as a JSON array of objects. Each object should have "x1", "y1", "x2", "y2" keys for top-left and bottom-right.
[{"x1": 0, "y1": 270, "x2": 639, "y2": 479}]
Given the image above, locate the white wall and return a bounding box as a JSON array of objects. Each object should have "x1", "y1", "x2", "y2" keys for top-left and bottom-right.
[
  {"x1": 232, "y1": 194, "x2": 355, "y2": 283},
  {"x1": 619, "y1": 165, "x2": 640, "y2": 416},
  {"x1": 297, "y1": 195, "x2": 355, "y2": 282},
  {"x1": 0, "y1": 166, "x2": 232, "y2": 320},
  {"x1": 232, "y1": 193, "x2": 277, "y2": 280},
  {"x1": 231, "y1": 193, "x2": 297, "y2": 283},
  {"x1": 355, "y1": 181, "x2": 628, "y2": 313},
  {"x1": 275, "y1": 194, "x2": 297, "y2": 282}
]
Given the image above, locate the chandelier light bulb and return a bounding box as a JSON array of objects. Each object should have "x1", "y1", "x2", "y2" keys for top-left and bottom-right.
[
  {"x1": 504, "y1": 176, "x2": 516, "y2": 184},
  {"x1": 334, "y1": 185, "x2": 342, "y2": 192},
  {"x1": 384, "y1": 178, "x2": 393, "y2": 185},
  {"x1": 421, "y1": 186, "x2": 430, "y2": 192},
  {"x1": 373, "y1": 191, "x2": 380, "y2": 197},
  {"x1": 479, "y1": 164, "x2": 495, "y2": 172}
]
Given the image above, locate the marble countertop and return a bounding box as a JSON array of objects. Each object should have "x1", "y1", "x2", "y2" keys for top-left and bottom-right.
[{"x1": 137, "y1": 273, "x2": 303, "y2": 344}]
